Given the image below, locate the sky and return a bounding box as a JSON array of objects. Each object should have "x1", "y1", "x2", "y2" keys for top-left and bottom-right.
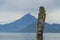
[{"x1": 0, "y1": 0, "x2": 60, "y2": 24}]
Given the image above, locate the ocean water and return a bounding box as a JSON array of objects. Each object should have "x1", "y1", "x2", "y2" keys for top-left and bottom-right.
[
  {"x1": 0, "y1": 33, "x2": 36, "y2": 40},
  {"x1": 0, "y1": 33, "x2": 59, "y2": 40},
  {"x1": 43, "y1": 33, "x2": 60, "y2": 40}
]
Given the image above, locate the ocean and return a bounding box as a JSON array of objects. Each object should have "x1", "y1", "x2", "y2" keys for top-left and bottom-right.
[{"x1": 0, "y1": 33, "x2": 59, "y2": 40}]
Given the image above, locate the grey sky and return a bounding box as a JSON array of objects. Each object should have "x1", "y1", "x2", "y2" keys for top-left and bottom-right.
[
  {"x1": 0, "y1": 0, "x2": 60, "y2": 24},
  {"x1": 0, "y1": 0, "x2": 59, "y2": 11}
]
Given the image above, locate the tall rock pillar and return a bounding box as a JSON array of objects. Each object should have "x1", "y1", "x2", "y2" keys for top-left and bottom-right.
[{"x1": 37, "y1": 7, "x2": 46, "y2": 40}]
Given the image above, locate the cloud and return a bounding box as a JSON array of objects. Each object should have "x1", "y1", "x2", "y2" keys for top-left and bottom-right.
[
  {"x1": 0, "y1": 0, "x2": 60, "y2": 24},
  {"x1": 46, "y1": 8, "x2": 60, "y2": 24},
  {"x1": 0, "y1": 12, "x2": 27, "y2": 24},
  {"x1": 0, "y1": 0, "x2": 55, "y2": 11}
]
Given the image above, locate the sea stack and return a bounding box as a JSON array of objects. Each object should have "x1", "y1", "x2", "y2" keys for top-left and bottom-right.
[{"x1": 37, "y1": 6, "x2": 46, "y2": 40}]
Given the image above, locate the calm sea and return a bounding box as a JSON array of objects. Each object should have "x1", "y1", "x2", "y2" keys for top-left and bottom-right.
[{"x1": 0, "y1": 33, "x2": 59, "y2": 40}]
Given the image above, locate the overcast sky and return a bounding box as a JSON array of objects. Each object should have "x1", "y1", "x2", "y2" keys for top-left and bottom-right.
[{"x1": 0, "y1": 0, "x2": 60, "y2": 24}]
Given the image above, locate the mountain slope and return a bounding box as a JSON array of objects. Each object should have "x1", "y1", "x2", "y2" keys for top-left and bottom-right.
[
  {"x1": 0, "y1": 14, "x2": 37, "y2": 32},
  {"x1": 44, "y1": 23, "x2": 60, "y2": 33},
  {"x1": 20, "y1": 21, "x2": 36, "y2": 33},
  {"x1": 0, "y1": 13, "x2": 60, "y2": 33}
]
